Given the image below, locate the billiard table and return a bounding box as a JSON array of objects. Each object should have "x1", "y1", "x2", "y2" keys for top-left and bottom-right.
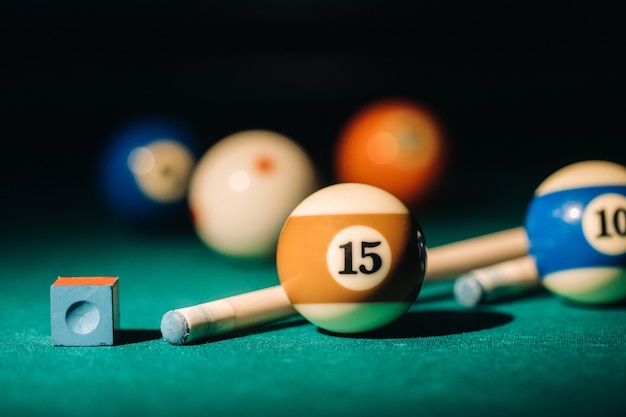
[
  {"x1": 2, "y1": 3, "x2": 626, "y2": 416},
  {"x1": 1, "y1": 181, "x2": 624, "y2": 417}
]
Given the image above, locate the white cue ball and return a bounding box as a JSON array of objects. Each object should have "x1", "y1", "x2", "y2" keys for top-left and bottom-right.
[{"x1": 189, "y1": 130, "x2": 319, "y2": 258}]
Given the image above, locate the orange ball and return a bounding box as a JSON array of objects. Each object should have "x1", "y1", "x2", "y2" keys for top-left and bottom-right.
[{"x1": 334, "y1": 99, "x2": 447, "y2": 207}]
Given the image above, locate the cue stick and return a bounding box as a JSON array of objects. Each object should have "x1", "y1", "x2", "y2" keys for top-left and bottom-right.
[
  {"x1": 161, "y1": 226, "x2": 528, "y2": 345},
  {"x1": 424, "y1": 226, "x2": 527, "y2": 281},
  {"x1": 453, "y1": 255, "x2": 541, "y2": 307}
]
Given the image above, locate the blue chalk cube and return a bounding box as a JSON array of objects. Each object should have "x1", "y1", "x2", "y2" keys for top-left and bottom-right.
[{"x1": 50, "y1": 276, "x2": 120, "y2": 346}]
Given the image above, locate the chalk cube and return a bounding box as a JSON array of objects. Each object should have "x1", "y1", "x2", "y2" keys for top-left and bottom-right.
[{"x1": 50, "y1": 276, "x2": 120, "y2": 346}]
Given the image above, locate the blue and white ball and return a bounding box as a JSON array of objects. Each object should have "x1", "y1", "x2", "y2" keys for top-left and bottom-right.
[
  {"x1": 98, "y1": 117, "x2": 198, "y2": 224},
  {"x1": 525, "y1": 160, "x2": 626, "y2": 304}
]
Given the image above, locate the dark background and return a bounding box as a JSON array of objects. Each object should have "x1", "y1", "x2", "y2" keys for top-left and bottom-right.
[{"x1": 2, "y1": 1, "x2": 624, "y2": 222}]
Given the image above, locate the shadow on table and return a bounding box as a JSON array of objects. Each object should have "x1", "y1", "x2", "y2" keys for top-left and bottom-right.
[
  {"x1": 321, "y1": 309, "x2": 514, "y2": 339},
  {"x1": 184, "y1": 310, "x2": 513, "y2": 343},
  {"x1": 117, "y1": 329, "x2": 163, "y2": 345}
]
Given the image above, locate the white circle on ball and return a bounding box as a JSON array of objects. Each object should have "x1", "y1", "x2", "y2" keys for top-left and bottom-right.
[
  {"x1": 326, "y1": 225, "x2": 392, "y2": 291},
  {"x1": 582, "y1": 193, "x2": 626, "y2": 255},
  {"x1": 128, "y1": 139, "x2": 195, "y2": 203}
]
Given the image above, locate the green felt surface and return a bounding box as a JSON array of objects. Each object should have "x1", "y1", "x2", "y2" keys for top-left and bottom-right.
[{"x1": 1, "y1": 202, "x2": 625, "y2": 417}]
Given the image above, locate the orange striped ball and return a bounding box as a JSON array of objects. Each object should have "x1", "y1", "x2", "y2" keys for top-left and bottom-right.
[{"x1": 276, "y1": 183, "x2": 426, "y2": 333}]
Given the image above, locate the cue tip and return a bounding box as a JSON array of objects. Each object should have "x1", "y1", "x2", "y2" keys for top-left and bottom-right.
[
  {"x1": 453, "y1": 274, "x2": 485, "y2": 307},
  {"x1": 160, "y1": 310, "x2": 190, "y2": 345}
]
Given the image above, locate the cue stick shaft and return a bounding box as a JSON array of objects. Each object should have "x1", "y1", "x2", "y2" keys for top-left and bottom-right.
[
  {"x1": 160, "y1": 286, "x2": 296, "y2": 345},
  {"x1": 161, "y1": 226, "x2": 528, "y2": 344},
  {"x1": 425, "y1": 226, "x2": 528, "y2": 282}
]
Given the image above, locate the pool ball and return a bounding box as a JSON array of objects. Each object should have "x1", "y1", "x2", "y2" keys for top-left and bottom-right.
[
  {"x1": 189, "y1": 130, "x2": 318, "y2": 259},
  {"x1": 334, "y1": 99, "x2": 447, "y2": 207},
  {"x1": 276, "y1": 183, "x2": 426, "y2": 333},
  {"x1": 525, "y1": 160, "x2": 626, "y2": 304},
  {"x1": 98, "y1": 117, "x2": 198, "y2": 224}
]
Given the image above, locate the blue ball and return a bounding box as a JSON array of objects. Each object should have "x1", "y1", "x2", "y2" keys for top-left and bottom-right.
[
  {"x1": 525, "y1": 160, "x2": 626, "y2": 304},
  {"x1": 98, "y1": 117, "x2": 199, "y2": 224}
]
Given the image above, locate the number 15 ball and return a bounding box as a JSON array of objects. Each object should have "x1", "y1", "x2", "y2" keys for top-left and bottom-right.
[{"x1": 276, "y1": 183, "x2": 426, "y2": 334}]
